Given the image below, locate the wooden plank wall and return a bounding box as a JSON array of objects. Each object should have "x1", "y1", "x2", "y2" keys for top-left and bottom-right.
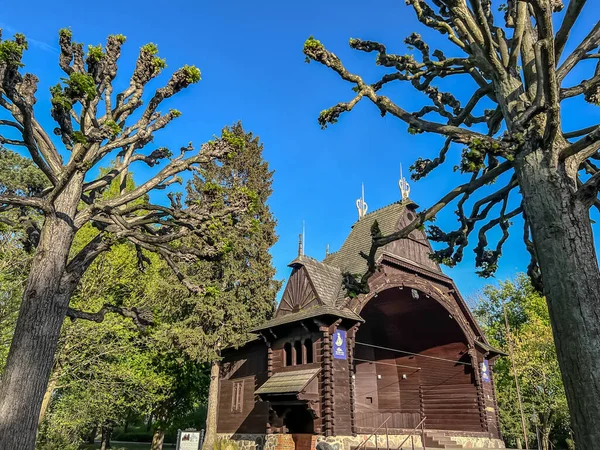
[
  {"x1": 332, "y1": 357, "x2": 352, "y2": 435},
  {"x1": 354, "y1": 342, "x2": 482, "y2": 432},
  {"x1": 217, "y1": 342, "x2": 269, "y2": 433}
]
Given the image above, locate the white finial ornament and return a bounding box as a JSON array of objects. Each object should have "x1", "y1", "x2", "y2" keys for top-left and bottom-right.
[
  {"x1": 356, "y1": 183, "x2": 368, "y2": 219},
  {"x1": 399, "y1": 164, "x2": 410, "y2": 201}
]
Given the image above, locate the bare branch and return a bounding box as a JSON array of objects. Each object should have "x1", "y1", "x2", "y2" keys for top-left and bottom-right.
[
  {"x1": 576, "y1": 170, "x2": 600, "y2": 206},
  {"x1": 557, "y1": 21, "x2": 600, "y2": 82},
  {"x1": 304, "y1": 39, "x2": 501, "y2": 145},
  {"x1": 344, "y1": 160, "x2": 513, "y2": 294},
  {"x1": 564, "y1": 124, "x2": 600, "y2": 139},
  {"x1": 0, "y1": 194, "x2": 49, "y2": 212},
  {"x1": 554, "y1": 0, "x2": 587, "y2": 60},
  {"x1": 560, "y1": 126, "x2": 600, "y2": 161},
  {"x1": 66, "y1": 304, "x2": 153, "y2": 330}
]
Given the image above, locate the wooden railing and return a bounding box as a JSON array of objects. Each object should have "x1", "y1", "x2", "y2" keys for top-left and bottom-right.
[{"x1": 396, "y1": 416, "x2": 427, "y2": 450}]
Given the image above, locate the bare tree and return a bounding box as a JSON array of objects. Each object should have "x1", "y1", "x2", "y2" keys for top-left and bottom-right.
[
  {"x1": 0, "y1": 30, "x2": 248, "y2": 449},
  {"x1": 304, "y1": 0, "x2": 600, "y2": 447}
]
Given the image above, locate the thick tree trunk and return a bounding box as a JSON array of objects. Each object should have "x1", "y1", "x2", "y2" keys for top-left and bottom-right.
[
  {"x1": 0, "y1": 180, "x2": 81, "y2": 450},
  {"x1": 100, "y1": 424, "x2": 112, "y2": 450},
  {"x1": 88, "y1": 425, "x2": 98, "y2": 444},
  {"x1": 516, "y1": 149, "x2": 600, "y2": 450},
  {"x1": 202, "y1": 360, "x2": 220, "y2": 450},
  {"x1": 151, "y1": 429, "x2": 165, "y2": 450}
]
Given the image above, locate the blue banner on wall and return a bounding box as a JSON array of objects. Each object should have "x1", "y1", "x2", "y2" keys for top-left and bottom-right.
[
  {"x1": 333, "y1": 329, "x2": 347, "y2": 360},
  {"x1": 481, "y1": 360, "x2": 491, "y2": 383}
]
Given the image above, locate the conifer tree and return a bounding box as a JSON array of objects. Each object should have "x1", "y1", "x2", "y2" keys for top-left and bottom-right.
[
  {"x1": 182, "y1": 123, "x2": 279, "y2": 450},
  {"x1": 137, "y1": 124, "x2": 278, "y2": 449}
]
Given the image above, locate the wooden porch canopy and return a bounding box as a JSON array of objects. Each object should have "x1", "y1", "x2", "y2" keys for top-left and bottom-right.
[{"x1": 255, "y1": 368, "x2": 320, "y2": 397}]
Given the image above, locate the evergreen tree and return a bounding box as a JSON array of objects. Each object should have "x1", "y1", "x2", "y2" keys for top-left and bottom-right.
[
  {"x1": 173, "y1": 123, "x2": 279, "y2": 450},
  {"x1": 0, "y1": 147, "x2": 48, "y2": 373}
]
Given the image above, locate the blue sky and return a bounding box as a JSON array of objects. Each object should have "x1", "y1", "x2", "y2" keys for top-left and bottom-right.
[{"x1": 3, "y1": 0, "x2": 599, "y2": 302}]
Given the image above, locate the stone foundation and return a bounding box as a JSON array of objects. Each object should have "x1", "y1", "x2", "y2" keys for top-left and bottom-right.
[
  {"x1": 217, "y1": 434, "x2": 267, "y2": 450},
  {"x1": 447, "y1": 435, "x2": 505, "y2": 448},
  {"x1": 315, "y1": 434, "x2": 424, "y2": 450},
  {"x1": 217, "y1": 433, "x2": 504, "y2": 450}
]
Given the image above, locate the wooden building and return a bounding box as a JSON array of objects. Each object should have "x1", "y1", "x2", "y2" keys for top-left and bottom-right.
[{"x1": 217, "y1": 199, "x2": 505, "y2": 449}]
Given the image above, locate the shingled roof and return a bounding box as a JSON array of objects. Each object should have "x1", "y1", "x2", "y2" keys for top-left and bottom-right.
[
  {"x1": 288, "y1": 255, "x2": 342, "y2": 306},
  {"x1": 251, "y1": 305, "x2": 363, "y2": 332},
  {"x1": 255, "y1": 368, "x2": 320, "y2": 395},
  {"x1": 324, "y1": 202, "x2": 409, "y2": 275},
  {"x1": 268, "y1": 200, "x2": 442, "y2": 324}
]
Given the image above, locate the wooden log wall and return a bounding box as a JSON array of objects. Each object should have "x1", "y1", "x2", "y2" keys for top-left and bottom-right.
[
  {"x1": 354, "y1": 342, "x2": 482, "y2": 432},
  {"x1": 217, "y1": 342, "x2": 269, "y2": 433},
  {"x1": 321, "y1": 325, "x2": 333, "y2": 436}
]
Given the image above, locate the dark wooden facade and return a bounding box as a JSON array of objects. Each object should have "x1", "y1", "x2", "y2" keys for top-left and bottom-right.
[{"x1": 216, "y1": 201, "x2": 503, "y2": 439}]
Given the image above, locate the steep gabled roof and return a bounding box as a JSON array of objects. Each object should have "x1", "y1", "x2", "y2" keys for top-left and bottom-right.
[
  {"x1": 324, "y1": 202, "x2": 406, "y2": 274},
  {"x1": 324, "y1": 200, "x2": 441, "y2": 276},
  {"x1": 289, "y1": 255, "x2": 342, "y2": 307}
]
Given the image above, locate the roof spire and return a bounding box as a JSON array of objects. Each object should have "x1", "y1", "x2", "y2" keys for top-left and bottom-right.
[
  {"x1": 356, "y1": 182, "x2": 368, "y2": 219},
  {"x1": 399, "y1": 164, "x2": 411, "y2": 201},
  {"x1": 325, "y1": 243, "x2": 330, "y2": 257},
  {"x1": 298, "y1": 221, "x2": 305, "y2": 257}
]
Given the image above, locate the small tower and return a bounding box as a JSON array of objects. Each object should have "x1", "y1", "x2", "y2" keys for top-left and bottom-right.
[
  {"x1": 356, "y1": 183, "x2": 368, "y2": 219},
  {"x1": 399, "y1": 164, "x2": 411, "y2": 201}
]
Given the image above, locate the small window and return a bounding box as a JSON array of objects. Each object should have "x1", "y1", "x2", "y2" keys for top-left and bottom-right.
[
  {"x1": 231, "y1": 380, "x2": 244, "y2": 413},
  {"x1": 284, "y1": 342, "x2": 292, "y2": 367},
  {"x1": 304, "y1": 339, "x2": 313, "y2": 363},
  {"x1": 294, "y1": 341, "x2": 303, "y2": 365}
]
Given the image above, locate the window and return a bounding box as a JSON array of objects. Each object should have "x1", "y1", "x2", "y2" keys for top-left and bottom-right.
[
  {"x1": 294, "y1": 341, "x2": 303, "y2": 365},
  {"x1": 304, "y1": 339, "x2": 313, "y2": 363},
  {"x1": 284, "y1": 342, "x2": 292, "y2": 367},
  {"x1": 231, "y1": 380, "x2": 244, "y2": 413}
]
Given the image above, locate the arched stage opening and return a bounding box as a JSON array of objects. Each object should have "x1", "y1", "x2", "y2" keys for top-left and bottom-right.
[{"x1": 354, "y1": 285, "x2": 481, "y2": 432}]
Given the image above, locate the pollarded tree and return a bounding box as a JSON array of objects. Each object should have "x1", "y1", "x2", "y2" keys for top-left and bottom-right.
[
  {"x1": 303, "y1": 1, "x2": 600, "y2": 447},
  {"x1": 0, "y1": 30, "x2": 250, "y2": 449}
]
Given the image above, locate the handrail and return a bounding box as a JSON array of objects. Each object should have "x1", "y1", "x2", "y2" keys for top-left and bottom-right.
[
  {"x1": 355, "y1": 416, "x2": 392, "y2": 450},
  {"x1": 396, "y1": 416, "x2": 427, "y2": 450}
]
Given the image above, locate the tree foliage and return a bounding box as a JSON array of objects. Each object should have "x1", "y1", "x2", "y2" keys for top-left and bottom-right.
[
  {"x1": 0, "y1": 27, "x2": 257, "y2": 447},
  {"x1": 474, "y1": 275, "x2": 569, "y2": 450}
]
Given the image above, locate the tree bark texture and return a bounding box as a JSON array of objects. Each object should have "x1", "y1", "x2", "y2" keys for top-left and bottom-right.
[
  {"x1": 151, "y1": 429, "x2": 165, "y2": 450},
  {"x1": 516, "y1": 149, "x2": 600, "y2": 450},
  {"x1": 202, "y1": 360, "x2": 220, "y2": 450},
  {"x1": 0, "y1": 179, "x2": 82, "y2": 450}
]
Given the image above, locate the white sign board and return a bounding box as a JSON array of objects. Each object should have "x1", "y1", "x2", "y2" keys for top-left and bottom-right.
[{"x1": 179, "y1": 431, "x2": 201, "y2": 450}]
